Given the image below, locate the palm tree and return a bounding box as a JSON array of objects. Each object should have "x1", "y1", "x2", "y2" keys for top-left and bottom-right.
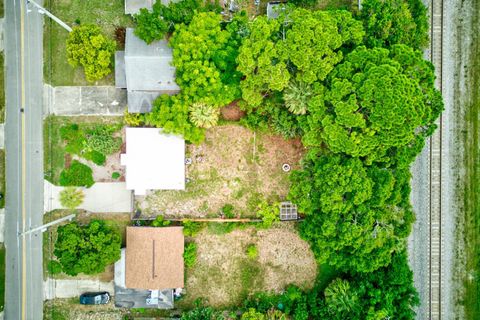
[
  {"x1": 59, "y1": 187, "x2": 84, "y2": 210},
  {"x1": 189, "y1": 103, "x2": 220, "y2": 129},
  {"x1": 283, "y1": 80, "x2": 313, "y2": 115},
  {"x1": 324, "y1": 278, "x2": 359, "y2": 318}
]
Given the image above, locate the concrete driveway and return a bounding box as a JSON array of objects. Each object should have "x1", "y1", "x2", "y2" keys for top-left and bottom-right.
[
  {"x1": 44, "y1": 85, "x2": 126, "y2": 116},
  {"x1": 44, "y1": 181, "x2": 133, "y2": 213},
  {"x1": 44, "y1": 278, "x2": 114, "y2": 300}
]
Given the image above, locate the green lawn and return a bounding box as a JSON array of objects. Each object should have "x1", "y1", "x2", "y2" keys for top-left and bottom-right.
[
  {"x1": 463, "y1": 7, "x2": 480, "y2": 317},
  {"x1": 43, "y1": 116, "x2": 123, "y2": 185},
  {"x1": 43, "y1": 0, "x2": 133, "y2": 86}
]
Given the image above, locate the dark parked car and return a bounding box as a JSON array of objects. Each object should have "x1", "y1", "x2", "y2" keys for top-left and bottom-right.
[{"x1": 79, "y1": 292, "x2": 110, "y2": 305}]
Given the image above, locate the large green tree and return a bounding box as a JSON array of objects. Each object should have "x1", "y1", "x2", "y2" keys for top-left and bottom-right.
[
  {"x1": 134, "y1": 0, "x2": 222, "y2": 44},
  {"x1": 66, "y1": 25, "x2": 116, "y2": 82},
  {"x1": 145, "y1": 94, "x2": 205, "y2": 144},
  {"x1": 289, "y1": 154, "x2": 414, "y2": 273},
  {"x1": 302, "y1": 45, "x2": 443, "y2": 166},
  {"x1": 321, "y1": 252, "x2": 419, "y2": 319},
  {"x1": 54, "y1": 220, "x2": 121, "y2": 276},
  {"x1": 170, "y1": 12, "x2": 245, "y2": 106},
  {"x1": 359, "y1": 0, "x2": 429, "y2": 50},
  {"x1": 237, "y1": 9, "x2": 364, "y2": 108}
]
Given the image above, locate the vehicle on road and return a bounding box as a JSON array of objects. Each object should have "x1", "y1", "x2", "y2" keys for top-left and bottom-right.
[{"x1": 79, "y1": 292, "x2": 110, "y2": 305}]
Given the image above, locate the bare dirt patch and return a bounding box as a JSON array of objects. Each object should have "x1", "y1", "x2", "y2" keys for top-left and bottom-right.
[
  {"x1": 139, "y1": 124, "x2": 305, "y2": 218},
  {"x1": 220, "y1": 102, "x2": 245, "y2": 121},
  {"x1": 177, "y1": 223, "x2": 317, "y2": 308}
]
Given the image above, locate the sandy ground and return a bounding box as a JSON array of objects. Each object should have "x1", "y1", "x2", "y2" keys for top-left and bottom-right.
[
  {"x1": 408, "y1": 0, "x2": 467, "y2": 319},
  {"x1": 139, "y1": 125, "x2": 305, "y2": 217},
  {"x1": 180, "y1": 223, "x2": 317, "y2": 308}
]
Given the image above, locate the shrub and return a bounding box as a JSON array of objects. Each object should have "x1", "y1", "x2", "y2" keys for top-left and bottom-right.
[
  {"x1": 256, "y1": 200, "x2": 280, "y2": 228},
  {"x1": 47, "y1": 260, "x2": 63, "y2": 275},
  {"x1": 59, "y1": 187, "x2": 84, "y2": 209},
  {"x1": 54, "y1": 220, "x2": 121, "y2": 276},
  {"x1": 152, "y1": 215, "x2": 171, "y2": 227},
  {"x1": 66, "y1": 25, "x2": 116, "y2": 82},
  {"x1": 124, "y1": 110, "x2": 145, "y2": 127},
  {"x1": 134, "y1": 8, "x2": 168, "y2": 44},
  {"x1": 183, "y1": 242, "x2": 197, "y2": 268},
  {"x1": 111, "y1": 172, "x2": 121, "y2": 179},
  {"x1": 84, "y1": 150, "x2": 106, "y2": 166},
  {"x1": 221, "y1": 204, "x2": 235, "y2": 218},
  {"x1": 144, "y1": 94, "x2": 205, "y2": 144},
  {"x1": 182, "y1": 220, "x2": 205, "y2": 237},
  {"x1": 246, "y1": 244, "x2": 258, "y2": 260},
  {"x1": 85, "y1": 127, "x2": 122, "y2": 155},
  {"x1": 59, "y1": 160, "x2": 94, "y2": 187},
  {"x1": 189, "y1": 103, "x2": 220, "y2": 129}
]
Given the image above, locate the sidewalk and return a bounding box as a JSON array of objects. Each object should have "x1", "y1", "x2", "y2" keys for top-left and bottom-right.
[
  {"x1": 43, "y1": 85, "x2": 127, "y2": 116},
  {"x1": 44, "y1": 278, "x2": 114, "y2": 300}
]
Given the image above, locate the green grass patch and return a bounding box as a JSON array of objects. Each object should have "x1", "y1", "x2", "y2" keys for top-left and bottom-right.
[
  {"x1": 44, "y1": 116, "x2": 123, "y2": 185},
  {"x1": 463, "y1": 6, "x2": 480, "y2": 317},
  {"x1": 43, "y1": 0, "x2": 133, "y2": 86},
  {"x1": 0, "y1": 0, "x2": 3, "y2": 18}
]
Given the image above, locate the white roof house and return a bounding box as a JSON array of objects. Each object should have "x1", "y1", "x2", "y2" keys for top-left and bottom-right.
[
  {"x1": 115, "y1": 28, "x2": 180, "y2": 113},
  {"x1": 121, "y1": 128, "x2": 185, "y2": 195}
]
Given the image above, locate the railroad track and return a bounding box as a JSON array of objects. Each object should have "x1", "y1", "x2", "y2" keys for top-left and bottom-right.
[{"x1": 428, "y1": 0, "x2": 444, "y2": 318}]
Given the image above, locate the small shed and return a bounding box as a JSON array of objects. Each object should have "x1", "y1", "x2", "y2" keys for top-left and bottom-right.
[
  {"x1": 121, "y1": 127, "x2": 185, "y2": 195},
  {"x1": 266, "y1": 1, "x2": 285, "y2": 19},
  {"x1": 115, "y1": 28, "x2": 180, "y2": 113},
  {"x1": 279, "y1": 201, "x2": 298, "y2": 221}
]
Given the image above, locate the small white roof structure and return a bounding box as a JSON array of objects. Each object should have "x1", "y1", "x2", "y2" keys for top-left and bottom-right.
[
  {"x1": 121, "y1": 128, "x2": 185, "y2": 195},
  {"x1": 125, "y1": 0, "x2": 153, "y2": 15}
]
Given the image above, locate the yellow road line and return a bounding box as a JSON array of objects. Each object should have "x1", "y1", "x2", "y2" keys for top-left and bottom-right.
[{"x1": 20, "y1": 0, "x2": 27, "y2": 319}]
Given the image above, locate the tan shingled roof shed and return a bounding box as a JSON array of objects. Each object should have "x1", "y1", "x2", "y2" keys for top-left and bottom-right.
[{"x1": 126, "y1": 226, "x2": 184, "y2": 290}]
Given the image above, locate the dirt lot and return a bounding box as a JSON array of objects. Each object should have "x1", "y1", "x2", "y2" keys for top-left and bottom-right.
[
  {"x1": 177, "y1": 223, "x2": 317, "y2": 308},
  {"x1": 139, "y1": 125, "x2": 305, "y2": 218}
]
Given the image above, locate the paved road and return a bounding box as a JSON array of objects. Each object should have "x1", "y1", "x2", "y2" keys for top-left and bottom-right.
[{"x1": 4, "y1": 0, "x2": 44, "y2": 319}]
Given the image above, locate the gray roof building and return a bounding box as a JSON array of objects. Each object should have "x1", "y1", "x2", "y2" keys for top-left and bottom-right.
[{"x1": 115, "y1": 28, "x2": 180, "y2": 113}]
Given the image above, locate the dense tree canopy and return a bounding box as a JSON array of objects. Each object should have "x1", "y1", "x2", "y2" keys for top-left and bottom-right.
[
  {"x1": 289, "y1": 154, "x2": 414, "y2": 272},
  {"x1": 170, "y1": 12, "x2": 246, "y2": 106},
  {"x1": 54, "y1": 220, "x2": 121, "y2": 276},
  {"x1": 145, "y1": 94, "x2": 205, "y2": 144},
  {"x1": 244, "y1": 252, "x2": 418, "y2": 319},
  {"x1": 237, "y1": 9, "x2": 364, "y2": 108},
  {"x1": 134, "y1": 0, "x2": 222, "y2": 44},
  {"x1": 66, "y1": 25, "x2": 116, "y2": 82},
  {"x1": 302, "y1": 45, "x2": 443, "y2": 166},
  {"x1": 359, "y1": 0, "x2": 429, "y2": 50}
]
